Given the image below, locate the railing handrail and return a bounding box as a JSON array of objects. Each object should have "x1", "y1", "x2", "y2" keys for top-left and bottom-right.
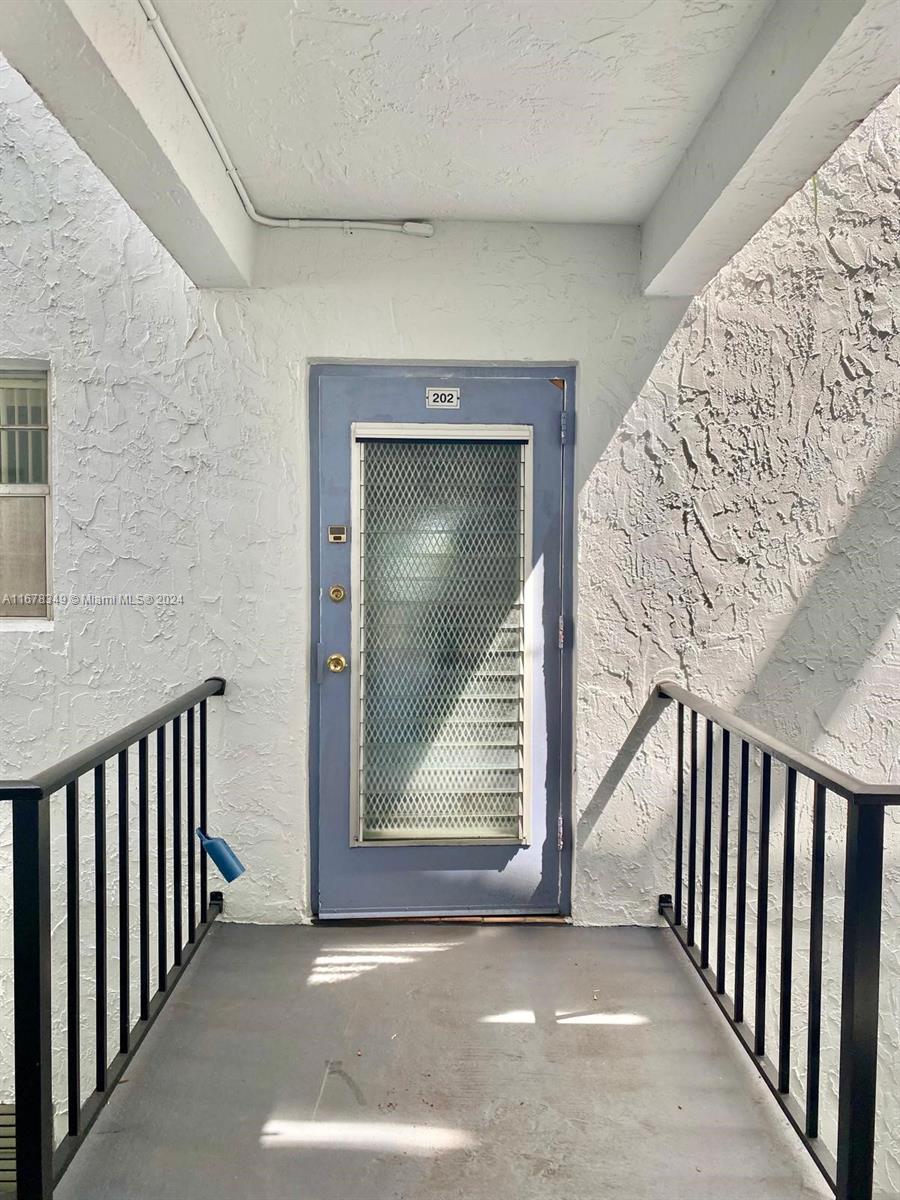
[
  {"x1": 656, "y1": 676, "x2": 889, "y2": 1199},
  {"x1": 656, "y1": 679, "x2": 900, "y2": 805},
  {"x1": 0, "y1": 676, "x2": 226, "y2": 801},
  {"x1": 9, "y1": 675, "x2": 227, "y2": 1198}
]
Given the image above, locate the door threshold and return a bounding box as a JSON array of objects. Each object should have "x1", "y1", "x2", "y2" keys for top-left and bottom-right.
[{"x1": 315, "y1": 914, "x2": 572, "y2": 926}]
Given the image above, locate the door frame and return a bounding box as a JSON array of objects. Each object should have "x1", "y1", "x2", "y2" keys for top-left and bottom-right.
[{"x1": 307, "y1": 361, "x2": 576, "y2": 917}]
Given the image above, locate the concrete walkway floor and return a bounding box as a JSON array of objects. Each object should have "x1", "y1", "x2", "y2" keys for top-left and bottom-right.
[{"x1": 56, "y1": 923, "x2": 831, "y2": 1200}]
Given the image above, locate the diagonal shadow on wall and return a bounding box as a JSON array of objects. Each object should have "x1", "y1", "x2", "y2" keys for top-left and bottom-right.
[
  {"x1": 577, "y1": 424, "x2": 900, "y2": 850},
  {"x1": 576, "y1": 687, "x2": 668, "y2": 849},
  {"x1": 732, "y1": 426, "x2": 900, "y2": 762}
]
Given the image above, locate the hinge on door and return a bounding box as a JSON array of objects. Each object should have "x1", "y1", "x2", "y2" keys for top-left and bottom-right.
[
  {"x1": 560, "y1": 411, "x2": 567, "y2": 443},
  {"x1": 557, "y1": 615, "x2": 565, "y2": 650},
  {"x1": 557, "y1": 811, "x2": 564, "y2": 851}
]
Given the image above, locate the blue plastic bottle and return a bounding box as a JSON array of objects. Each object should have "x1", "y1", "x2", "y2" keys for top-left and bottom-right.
[{"x1": 196, "y1": 829, "x2": 245, "y2": 882}]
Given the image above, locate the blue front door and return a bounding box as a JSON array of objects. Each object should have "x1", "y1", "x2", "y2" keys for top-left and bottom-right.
[{"x1": 310, "y1": 364, "x2": 573, "y2": 917}]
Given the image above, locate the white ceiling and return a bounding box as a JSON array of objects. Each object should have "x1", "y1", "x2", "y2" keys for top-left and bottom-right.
[
  {"x1": 8, "y1": 0, "x2": 890, "y2": 290},
  {"x1": 153, "y1": 0, "x2": 774, "y2": 224}
]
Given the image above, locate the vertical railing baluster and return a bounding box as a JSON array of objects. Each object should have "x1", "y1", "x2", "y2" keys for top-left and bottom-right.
[
  {"x1": 66, "y1": 778, "x2": 81, "y2": 1136},
  {"x1": 138, "y1": 736, "x2": 150, "y2": 1020},
  {"x1": 734, "y1": 740, "x2": 750, "y2": 1023},
  {"x1": 778, "y1": 767, "x2": 797, "y2": 1092},
  {"x1": 700, "y1": 718, "x2": 714, "y2": 968},
  {"x1": 754, "y1": 752, "x2": 772, "y2": 1057},
  {"x1": 687, "y1": 709, "x2": 698, "y2": 947},
  {"x1": 200, "y1": 698, "x2": 208, "y2": 923},
  {"x1": 806, "y1": 782, "x2": 826, "y2": 1137},
  {"x1": 187, "y1": 706, "x2": 197, "y2": 942},
  {"x1": 674, "y1": 702, "x2": 684, "y2": 927},
  {"x1": 835, "y1": 800, "x2": 885, "y2": 1200},
  {"x1": 157, "y1": 724, "x2": 167, "y2": 990},
  {"x1": 94, "y1": 763, "x2": 108, "y2": 1092},
  {"x1": 716, "y1": 729, "x2": 730, "y2": 994},
  {"x1": 173, "y1": 714, "x2": 183, "y2": 965},
  {"x1": 117, "y1": 748, "x2": 130, "y2": 1054},
  {"x1": 12, "y1": 786, "x2": 53, "y2": 1200}
]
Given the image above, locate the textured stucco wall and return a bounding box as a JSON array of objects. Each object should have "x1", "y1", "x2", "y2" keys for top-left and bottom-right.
[
  {"x1": 0, "y1": 51, "x2": 898, "y2": 1186},
  {"x1": 574, "y1": 84, "x2": 900, "y2": 918},
  {"x1": 575, "y1": 84, "x2": 900, "y2": 1190}
]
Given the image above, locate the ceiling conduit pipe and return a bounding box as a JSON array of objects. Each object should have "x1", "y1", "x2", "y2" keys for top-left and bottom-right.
[{"x1": 136, "y1": 0, "x2": 435, "y2": 238}]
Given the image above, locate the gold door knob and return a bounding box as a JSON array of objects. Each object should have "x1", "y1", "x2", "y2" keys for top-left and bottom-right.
[
  {"x1": 329, "y1": 584, "x2": 346, "y2": 602},
  {"x1": 326, "y1": 653, "x2": 347, "y2": 674}
]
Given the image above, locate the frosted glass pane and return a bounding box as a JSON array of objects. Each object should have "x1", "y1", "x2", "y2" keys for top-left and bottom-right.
[
  {"x1": 0, "y1": 496, "x2": 48, "y2": 617},
  {"x1": 358, "y1": 439, "x2": 526, "y2": 841}
]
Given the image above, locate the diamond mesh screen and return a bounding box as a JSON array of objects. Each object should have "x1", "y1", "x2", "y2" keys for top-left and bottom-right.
[{"x1": 358, "y1": 438, "x2": 526, "y2": 840}]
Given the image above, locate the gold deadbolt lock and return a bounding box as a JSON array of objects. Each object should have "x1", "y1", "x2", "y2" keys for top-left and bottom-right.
[
  {"x1": 326, "y1": 653, "x2": 347, "y2": 674},
  {"x1": 329, "y1": 584, "x2": 346, "y2": 603}
]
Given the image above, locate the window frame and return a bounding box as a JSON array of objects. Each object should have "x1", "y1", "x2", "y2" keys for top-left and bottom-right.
[{"x1": 0, "y1": 358, "x2": 53, "y2": 625}]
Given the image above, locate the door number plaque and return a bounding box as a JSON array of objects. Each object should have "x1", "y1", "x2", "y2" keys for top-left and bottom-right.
[{"x1": 425, "y1": 386, "x2": 460, "y2": 409}]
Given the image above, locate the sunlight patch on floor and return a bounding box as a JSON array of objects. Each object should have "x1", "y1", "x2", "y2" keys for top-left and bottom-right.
[
  {"x1": 479, "y1": 1009, "x2": 650, "y2": 1026},
  {"x1": 555, "y1": 1011, "x2": 649, "y2": 1026},
  {"x1": 260, "y1": 1119, "x2": 476, "y2": 1155},
  {"x1": 307, "y1": 941, "x2": 461, "y2": 985},
  {"x1": 480, "y1": 1009, "x2": 537, "y2": 1024}
]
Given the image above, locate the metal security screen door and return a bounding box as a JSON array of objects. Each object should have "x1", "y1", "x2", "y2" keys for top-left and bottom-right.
[
  {"x1": 354, "y1": 431, "x2": 532, "y2": 843},
  {"x1": 311, "y1": 365, "x2": 574, "y2": 917}
]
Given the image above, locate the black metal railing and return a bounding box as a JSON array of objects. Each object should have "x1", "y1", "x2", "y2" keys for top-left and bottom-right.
[
  {"x1": 3, "y1": 676, "x2": 226, "y2": 1199},
  {"x1": 655, "y1": 680, "x2": 898, "y2": 1200}
]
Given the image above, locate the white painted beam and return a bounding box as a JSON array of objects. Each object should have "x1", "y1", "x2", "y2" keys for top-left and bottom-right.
[
  {"x1": 641, "y1": 0, "x2": 900, "y2": 298},
  {"x1": 0, "y1": 0, "x2": 253, "y2": 288}
]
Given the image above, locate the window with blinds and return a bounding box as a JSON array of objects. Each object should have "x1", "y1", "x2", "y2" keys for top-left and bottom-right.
[
  {"x1": 355, "y1": 435, "x2": 529, "y2": 842},
  {"x1": 0, "y1": 369, "x2": 50, "y2": 619}
]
